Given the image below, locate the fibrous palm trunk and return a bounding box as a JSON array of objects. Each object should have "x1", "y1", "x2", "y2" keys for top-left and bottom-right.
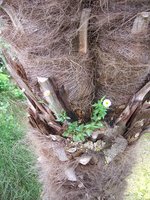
[{"x1": 0, "y1": 0, "x2": 150, "y2": 199}]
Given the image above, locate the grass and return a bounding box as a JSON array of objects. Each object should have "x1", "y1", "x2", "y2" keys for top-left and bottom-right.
[
  {"x1": 0, "y1": 70, "x2": 40, "y2": 200},
  {"x1": 0, "y1": 102, "x2": 41, "y2": 200}
]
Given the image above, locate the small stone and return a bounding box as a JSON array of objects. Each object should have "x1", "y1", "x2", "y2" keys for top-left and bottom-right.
[
  {"x1": 54, "y1": 146, "x2": 68, "y2": 161},
  {"x1": 65, "y1": 167, "x2": 77, "y2": 182},
  {"x1": 103, "y1": 136, "x2": 127, "y2": 163},
  {"x1": 66, "y1": 147, "x2": 77, "y2": 153},
  {"x1": 92, "y1": 131, "x2": 100, "y2": 140},
  {"x1": 79, "y1": 155, "x2": 92, "y2": 165}
]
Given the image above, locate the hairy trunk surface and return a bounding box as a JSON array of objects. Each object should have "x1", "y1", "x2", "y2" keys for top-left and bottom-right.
[{"x1": 0, "y1": 0, "x2": 150, "y2": 199}]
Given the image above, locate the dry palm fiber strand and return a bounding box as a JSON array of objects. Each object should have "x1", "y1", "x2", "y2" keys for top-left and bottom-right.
[{"x1": 1, "y1": 0, "x2": 150, "y2": 117}]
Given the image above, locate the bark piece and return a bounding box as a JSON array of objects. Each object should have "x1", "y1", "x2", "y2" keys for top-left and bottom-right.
[
  {"x1": 78, "y1": 155, "x2": 92, "y2": 165},
  {"x1": 116, "y1": 81, "x2": 150, "y2": 125},
  {"x1": 79, "y1": 8, "x2": 91, "y2": 54},
  {"x1": 4, "y1": 53, "x2": 50, "y2": 118},
  {"x1": 53, "y1": 146, "x2": 69, "y2": 162},
  {"x1": 37, "y1": 77, "x2": 65, "y2": 119},
  {"x1": 123, "y1": 101, "x2": 150, "y2": 143},
  {"x1": 29, "y1": 109, "x2": 61, "y2": 135},
  {"x1": 103, "y1": 136, "x2": 128, "y2": 164},
  {"x1": 57, "y1": 85, "x2": 78, "y2": 121},
  {"x1": 131, "y1": 12, "x2": 150, "y2": 35},
  {"x1": 3, "y1": 52, "x2": 63, "y2": 134}
]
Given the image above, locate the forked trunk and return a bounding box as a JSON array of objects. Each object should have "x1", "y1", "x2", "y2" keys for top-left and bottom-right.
[{"x1": 0, "y1": 1, "x2": 150, "y2": 199}]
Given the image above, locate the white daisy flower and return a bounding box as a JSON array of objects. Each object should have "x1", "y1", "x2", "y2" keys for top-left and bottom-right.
[{"x1": 103, "y1": 99, "x2": 111, "y2": 108}]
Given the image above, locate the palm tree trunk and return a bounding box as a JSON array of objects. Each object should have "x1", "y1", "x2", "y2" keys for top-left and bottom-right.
[{"x1": 0, "y1": 1, "x2": 150, "y2": 199}]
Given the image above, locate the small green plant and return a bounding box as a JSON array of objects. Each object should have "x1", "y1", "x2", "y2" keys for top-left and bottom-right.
[
  {"x1": 57, "y1": 111, "x2": 71, "y2": 123},
  {"x1": 92, "y1": 97, "x2": 107, "y2": 121},
  {"x1": 62, "y1": 97, "x2": 111, "y2": 142},
  {"x1": 63, "y1": 121, "x2": 103, "y2": 142}
]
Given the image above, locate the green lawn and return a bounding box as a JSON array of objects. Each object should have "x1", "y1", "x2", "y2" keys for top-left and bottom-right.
[{"x1": 0, "y1": 101, "x2": 41, "y2": 200}]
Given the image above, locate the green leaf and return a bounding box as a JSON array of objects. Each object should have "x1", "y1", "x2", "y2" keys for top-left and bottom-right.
[
  {"x1": 100, "y1": 96, "x2": 106, "y2": 103},
  {"x1": 63, "y1": 131, "x2": 70, "y2": 137},
  {"x1": 73, "y1": 135, "x2": 79, "y2": 142},
  {"x1": 85, "y1": 129, "x2": 93, "y2": 137},
  {"x1": 95, "y1": 122, "x2": 104, "y2": 128},
  {"x1": 76, "y1": 124, "x2": 84, "y2": 132},
  {"x1": 57, "y1": 111, "x2": 71, "y2": 123},
  {"x1": 79, "y1": 134, "x2": 85, "y2": 141}
]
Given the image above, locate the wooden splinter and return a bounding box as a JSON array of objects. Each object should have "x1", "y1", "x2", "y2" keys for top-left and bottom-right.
[
  {"x1": 37, "y1": 77, "x2": 65, "y2": 119},
  {"x1": 79, "y1": 8, "x2": 91, "y2": 54},
  {"x1": 131, "y1": 12, "x2": 150, "y2": 35},
  {"x1": 3, "y1": 52, "x2": 50, "y2": 117},
  {"x1": 116, "y1": 81, "x2": 150, "y2": 125},
  {"x1": 3, "y1": 52, "x2": 65, "y2": 133}
]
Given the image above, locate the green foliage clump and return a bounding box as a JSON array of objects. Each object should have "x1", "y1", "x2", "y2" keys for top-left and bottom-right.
[
  {"x1": 63, "y1": 121, "x2": 103, "y2": 142},
  {"x1": 58, "y1": 97, "x2": 111, "y2": 142},
  {"x1": 0, "y1": 73, "x2": 9, "y2": 91},
  {"x1": 0, "y1": 39, "x2": 23, "y2": 98},
  {"x1": 0, "y1": 71, "x2": 24, "y2": 103}
]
